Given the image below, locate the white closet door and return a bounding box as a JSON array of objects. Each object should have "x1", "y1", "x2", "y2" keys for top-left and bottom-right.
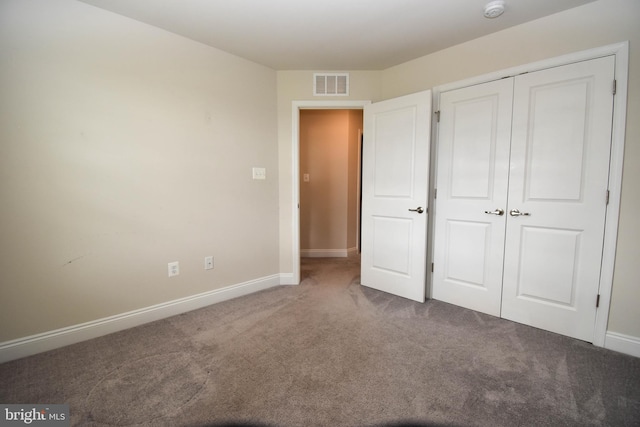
[
  {"x1": 432, "y1": 79, "x2": 514, "y2": 316},
  {"x1": 501, "y1": 56, "x2": 615, "y2": 341}
]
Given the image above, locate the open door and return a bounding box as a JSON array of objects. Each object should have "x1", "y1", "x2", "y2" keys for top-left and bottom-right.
[{"x1": 360, "y1": 90, "x2": 431, "y2": 302}]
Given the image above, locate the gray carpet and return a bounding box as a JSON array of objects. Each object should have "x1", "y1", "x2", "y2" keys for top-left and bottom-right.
[{"x1": 1, "y1": 256, "x2": 639, "y2": 426}]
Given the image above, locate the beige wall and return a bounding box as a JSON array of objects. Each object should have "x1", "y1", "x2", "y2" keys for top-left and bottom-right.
[
  {"x1": 0, "y1": 0, "x2": 279, "y2": 341},
  {"x1": 378, "y1": 0, "x2": 640, "y2": 339}
]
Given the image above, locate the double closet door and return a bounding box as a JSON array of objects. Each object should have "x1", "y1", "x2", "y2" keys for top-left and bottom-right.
[{"x1": 432, "y1": 56, "x2": 615, "y2": 342}]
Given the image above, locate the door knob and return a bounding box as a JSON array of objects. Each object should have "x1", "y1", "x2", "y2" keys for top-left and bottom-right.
[
  {"x1": 484, "y1": 208, "x2": 504, "y2": 216},
  {"x1": 408, "y1": 207, "x2": 424, "y2": 214},
  {"x1": 509, "y1": 209, "x2": 531, "y2": 217}
]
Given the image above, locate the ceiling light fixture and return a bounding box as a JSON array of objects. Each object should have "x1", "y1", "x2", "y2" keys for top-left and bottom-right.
[{"x1": 484, "y1": 0, "x2": 505, "y2": 18}]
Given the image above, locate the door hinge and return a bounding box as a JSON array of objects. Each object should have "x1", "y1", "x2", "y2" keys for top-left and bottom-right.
[
  {"x1": 434, "y1": 188, "x2": 437, "y2": 199},
  {"x1": 435, "y1": 110, "x2": 440, "y2": 122},
  {"x1": 613, "y1": 79, "x2": 617, "y2": 95},
  {"x1": 606, "y1": 190, "x2": 610, "y2": 205},
  {"x1": 431, "y1": 263, "x2": 434, "y2": 273},
  {"x1": 596, "y1": 294, "x2": 601, "y2": 308}
]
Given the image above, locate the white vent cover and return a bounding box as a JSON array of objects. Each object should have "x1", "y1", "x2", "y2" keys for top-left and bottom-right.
[{"x1": 314, "y1": 73, "x2": 349, "y2": 96}]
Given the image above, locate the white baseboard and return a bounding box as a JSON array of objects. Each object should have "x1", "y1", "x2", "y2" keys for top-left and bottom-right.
[
  {"x1": 0, "y1": 274, "x2": 281, "y2": 364},
  {"x1": 301, "y1": 249, "x2": 348, "y2": 258},
  {"x1": 604, "y1": 331, "x2": 640, "y2": 358},
  {"x1": 301, "y1": 247, "x2": 358, "y2": 258},
  {"x1": 279, "y1": 272, "x2": 298, "y2": 285}
]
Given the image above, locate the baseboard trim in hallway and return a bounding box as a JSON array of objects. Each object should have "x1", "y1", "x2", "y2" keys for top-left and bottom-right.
[{"x1": 301, "y1": 248, "x2": 358, "y2": 258}]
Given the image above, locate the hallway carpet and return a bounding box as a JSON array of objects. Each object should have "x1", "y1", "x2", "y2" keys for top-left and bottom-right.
[{"x1": 1, "y1": 256, "x2": 639, "y2": 426}]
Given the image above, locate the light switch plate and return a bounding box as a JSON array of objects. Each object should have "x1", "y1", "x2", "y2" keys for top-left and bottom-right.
[{"x1": 252, "y1": 167, "x2": 266, "y2": 180}]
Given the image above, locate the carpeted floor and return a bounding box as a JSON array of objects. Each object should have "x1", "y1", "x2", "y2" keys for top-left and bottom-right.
[{"x1": 1, "y1": 255, "x2": 639, "y2": 426}]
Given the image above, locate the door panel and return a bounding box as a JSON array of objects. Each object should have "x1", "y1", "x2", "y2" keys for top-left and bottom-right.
[
  {"x1": 524, "y1": 81, "x2": 590, "y2": 201},
  {"x1": 501, "y1": 56, "x2": 615, "y2": 341},
  {"x1": 432, "y1": 79, "x2": 514, "y2": 316},
  {"x1": 444, "y1": 220, "x2": 492, "y2": 286},
  {"x1": 361, "y1": 90, "x2": 431, "y2": 302},
  {"x1": 373, "y1": 109, "x2": 416, "y2": 197},
  {"x1": 516, "y1": 226, "x2": 581, "y2": 306},
  {"x1": 371, "y1": 216, "x2": 412, "y2": 275},
  {"x1": 450, "y1": 98, "x2": 501, "y2": 199}
]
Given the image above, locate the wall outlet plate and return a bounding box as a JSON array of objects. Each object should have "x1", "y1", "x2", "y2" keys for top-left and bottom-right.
[
  {"x1": 204, "y1": 256, "x2": 214, "y2": 270},
  {"x1": 168, "y1": 261, "x2": 179, "y2": 277}
]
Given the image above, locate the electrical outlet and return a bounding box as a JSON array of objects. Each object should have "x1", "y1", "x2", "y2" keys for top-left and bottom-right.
[
  {"x1": 168, "y1": 261, "x2": 179, "y2": 277},
  {"x1": 204, "y1": 256, "x2": 214, "y2": 270}
]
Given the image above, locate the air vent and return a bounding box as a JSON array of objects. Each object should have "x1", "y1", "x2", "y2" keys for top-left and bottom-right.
[{"x1": 314, "y1": 73, "x2": 349, "y2": 96}]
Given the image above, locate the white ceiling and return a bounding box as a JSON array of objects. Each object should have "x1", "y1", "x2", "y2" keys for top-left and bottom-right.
[{"x1": 79, "y1": 0, "x2": 596, "y2": 70}]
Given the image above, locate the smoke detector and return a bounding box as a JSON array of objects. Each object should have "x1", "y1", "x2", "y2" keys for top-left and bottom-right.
[{"x1": 484, "y1": 1, "x2": 505, "y2": 18}]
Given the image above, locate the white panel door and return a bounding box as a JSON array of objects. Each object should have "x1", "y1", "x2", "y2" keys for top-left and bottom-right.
[
  {"x1": 501, "y1": 57, "x2": 615, "y2": 341},
  {"x1": 432, "y1": 79, "x2": 514, "y2": 316},
  {"x1": 361, "y1": 90, "x2": 431, "y2": 302}
]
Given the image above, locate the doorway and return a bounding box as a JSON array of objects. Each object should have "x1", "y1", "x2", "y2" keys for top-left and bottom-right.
[
  {"x1": 299, "y1": 109, "x2": 363, "y2": 259},
  {"x1": 290, "y1": 101, "x2": 370, "y2": 285}
]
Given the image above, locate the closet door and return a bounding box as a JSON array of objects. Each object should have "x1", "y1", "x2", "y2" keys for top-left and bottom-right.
[
  {"x1": 432, "y1": 79, "x2": 514, "y2": 316},
  {"x1": 501, "y1": 56, "x2": 615, "y2": 341}
]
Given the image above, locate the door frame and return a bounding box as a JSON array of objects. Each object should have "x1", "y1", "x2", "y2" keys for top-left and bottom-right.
[
  {"x1": 430, "y1": 42, "x2": 629, "y2": 347},
  {"x1": 290, "y1": 100, "x2": 371, "y2": 284}
]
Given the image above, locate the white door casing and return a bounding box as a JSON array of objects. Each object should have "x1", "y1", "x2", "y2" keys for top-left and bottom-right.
[
  {"x1": 361, "y1": 90, "x2": 431, "y2": 302},
  {"x1": 289, "y1": 100, "x2": 371, "y2": 285},
  {"x1": 432, "y1": 79, "x2": 514, "y2": 316},
  {"x1": 501, "y1": 56, "x2": 616, "y2": 341}
]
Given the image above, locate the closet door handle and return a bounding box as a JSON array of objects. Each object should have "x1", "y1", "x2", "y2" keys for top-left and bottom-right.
[
  {"x1": 408, "y1": 207, "x2": 424, "y2": 214},
  {"x1": 484, "y1": 208, "x2": 504, "y2": 216},
  {"x1": 509, "y1": 209, "x2": 531, "y2": 217}
]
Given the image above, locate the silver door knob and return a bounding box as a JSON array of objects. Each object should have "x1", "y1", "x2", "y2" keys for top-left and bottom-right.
[
  {"x1": 509, "y1": 209, "x2": 531, "y2": 217},
  {"x1": 484, "y1": 208, "x2": 504, "y2": 216},
  {"x1": 408, "y1": 207, "x2": 424, "y2": 214}
]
